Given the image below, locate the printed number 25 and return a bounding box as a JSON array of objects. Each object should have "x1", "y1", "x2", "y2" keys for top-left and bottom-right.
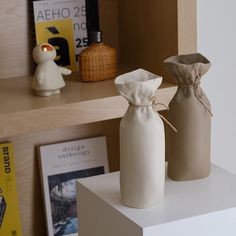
[{"x1": 76, "y1": 38, "x2": 89, "y2": 48}]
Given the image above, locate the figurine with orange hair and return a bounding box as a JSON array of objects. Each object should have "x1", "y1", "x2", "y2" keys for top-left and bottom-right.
[{"x1": 32, "y1": 43, "x2": 71, "y2": 96}]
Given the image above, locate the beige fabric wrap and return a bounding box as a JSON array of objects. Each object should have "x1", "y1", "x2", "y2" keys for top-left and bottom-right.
[{"x1": 164, "y1": 53, "x2": 212, "y2": 181}]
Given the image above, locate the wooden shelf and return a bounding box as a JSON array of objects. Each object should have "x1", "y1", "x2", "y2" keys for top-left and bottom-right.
[
  {"x1": 0, "y1": 70, "x2": 177, "y2": 139},
  {"x1": 0, "y1": 1, "x2": 196, "y2": 234}
]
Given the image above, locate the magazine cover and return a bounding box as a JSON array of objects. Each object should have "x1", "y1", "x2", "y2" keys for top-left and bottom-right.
[
  {"x1": 33, "y1": 0, "x2": 88, "y2": 71},
  {"x1": 0, "y1": 143, "x2": 23, "y2": 236},
  {"x1": 38, "y1": 136, "x2": 109, "y2": 236}
]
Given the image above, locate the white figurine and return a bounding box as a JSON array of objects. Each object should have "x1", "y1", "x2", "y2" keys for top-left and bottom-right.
[{"x1": 32, "y1": 43, "x2": 72, "y2": 96}]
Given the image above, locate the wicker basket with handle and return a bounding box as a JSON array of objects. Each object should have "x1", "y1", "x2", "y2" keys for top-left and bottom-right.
[{"x1": 79, "y1": 32, "x2": 117, "y2": 82}]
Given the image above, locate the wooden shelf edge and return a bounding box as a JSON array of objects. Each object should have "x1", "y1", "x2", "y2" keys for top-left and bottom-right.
[
  {"x1": 0, "y1": 95, "x2": 124, "y2": 139},
  {"x1": 0, "y1": 84, "x2": 177, "y2": 139}
]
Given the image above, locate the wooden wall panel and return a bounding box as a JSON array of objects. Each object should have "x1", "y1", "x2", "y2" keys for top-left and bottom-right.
[
  {"x1": 118, "y1": 0, "x2": 178, "y2": 84},
  {"x1": 0, "y1": 0, "x2": 120, "y2": 79},
  {"x1": 1, "y1": 119, "x2": 120, "y2": 236},
  {"x1": 118, "y1": 0, "x2": 197, "y2": 84},
  {"x1": 0, "y1": 0, "x2": 196, "y2": 80},
  {"x1": 99, "y1": 0, "x2": 120, "y2": 55},
  {"x1": 177, "y1": 0, "x2": 197, "y2": 54},
  {"x1": 0, "y1": 0, "x2": 33, "y2": 78}
]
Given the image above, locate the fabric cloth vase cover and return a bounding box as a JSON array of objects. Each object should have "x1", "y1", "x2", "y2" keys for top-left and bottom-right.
[
  {"x1": 115, "y1": 69, "x2": 165, "y2": 209},
  {"x1": 163, "y1": 53, "x2": 212, "y2": 181}
]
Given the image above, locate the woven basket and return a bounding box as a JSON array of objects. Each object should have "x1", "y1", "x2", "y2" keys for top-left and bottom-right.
[{"x1": 79, "y1": 43, "x2": 117, "y2": 82}]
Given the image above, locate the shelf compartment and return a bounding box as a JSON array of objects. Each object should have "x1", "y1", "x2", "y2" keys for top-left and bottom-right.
[{"x1": 0, "y1": 70, "x2": 177, "y2": 139}]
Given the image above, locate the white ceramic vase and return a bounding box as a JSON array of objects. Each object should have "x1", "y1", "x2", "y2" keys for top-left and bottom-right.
[{"x1": 115, "y1": 69, "x2": 165, "y2": 209}]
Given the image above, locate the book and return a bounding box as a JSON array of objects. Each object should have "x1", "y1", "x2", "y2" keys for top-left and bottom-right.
[
  {"x1": 38, "y1": 136, "x2": 109, "y2": 236},
  {"x1": 33, "y1": 0, "x2": 89, "y2": 71},
  {"x1": 0, "y1": 143, "x2": 23, "y2": 236}
]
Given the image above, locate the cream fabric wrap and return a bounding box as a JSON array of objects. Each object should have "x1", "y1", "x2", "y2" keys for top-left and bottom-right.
[{"x1": 115, "y1": 69, "x2": 165, "y2": 209}]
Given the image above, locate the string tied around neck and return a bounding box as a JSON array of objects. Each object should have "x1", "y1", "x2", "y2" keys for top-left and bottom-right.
[{"x1": 129, "y1": 100, "x2": 177, "y2": 133}]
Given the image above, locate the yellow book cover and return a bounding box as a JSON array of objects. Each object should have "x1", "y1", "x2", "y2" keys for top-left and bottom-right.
[
  {"x1": 33, "y1": 0, "x2": 89, "y2": 72},
  {"x1": 0, "y1": 143, "x2": 22, "y2": 236},
  {"x1": 35, "y1": 19, "x2": 77, "y2": 72}
]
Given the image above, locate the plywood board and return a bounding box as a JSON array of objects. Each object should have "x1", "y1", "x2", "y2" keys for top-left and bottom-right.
[
  {"x1": 177, "y1": 0, "x2": 197, "y2": 54},
  {"x1": 118, "y1": 0, "x2": 178, "y2": 84},
  {"x1": 2, "y1": 119, "x2": 120, "y2": 236},
  {"x1": 0, "y1": 0, "x2": 33, "y2": 78}
]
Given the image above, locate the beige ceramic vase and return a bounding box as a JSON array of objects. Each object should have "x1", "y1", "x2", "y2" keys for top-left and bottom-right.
[{"x1": 164, "y1": 53, "x2": 212, "y2": 181}]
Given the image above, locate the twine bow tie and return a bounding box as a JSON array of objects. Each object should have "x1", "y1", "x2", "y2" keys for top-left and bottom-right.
[
  {"x1": 129, "y1": 99, "x2": 178, "y2": 133},
  {"x1": 179, "y1": 74, "x2": 213, "y2": 117},
  {"x1": 152, "y1": 101, "x2": 177, "y2": 133}
]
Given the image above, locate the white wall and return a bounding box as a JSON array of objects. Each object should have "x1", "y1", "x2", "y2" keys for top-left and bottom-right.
[{"x1": 197, "y1": 0, "x2": 236, "y2": 174}]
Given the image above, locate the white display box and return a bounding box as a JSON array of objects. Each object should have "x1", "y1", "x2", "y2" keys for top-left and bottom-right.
[{"x1": 77, "y1": 165, "x2": 236, "y2": 236}]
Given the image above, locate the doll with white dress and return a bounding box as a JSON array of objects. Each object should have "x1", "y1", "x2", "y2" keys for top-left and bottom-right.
[{"x1": 32, "y1": 43, "x2": 71, "y2": 96}]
